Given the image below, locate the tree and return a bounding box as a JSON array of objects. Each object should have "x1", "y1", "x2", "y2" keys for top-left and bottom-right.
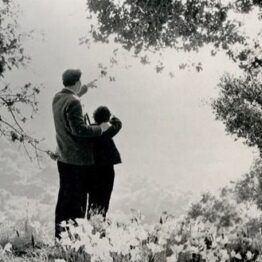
[
  {"x1": 187, "y1": 192, "x2": 242, "y2": 227},
  {"x1": 232, "y1": 158, "x2": 262, "y2": 210},
  {"x1": 86, "y1": 0, "x2": 245, "y2": 54},
  {"x1": 210, "y1": 5, "x2": 262, "y2": 151},
  {"x1": 187, "y1": 181, "x2": 262, "y2": 234},
  {"x1": 212, "y1": 71, "x2": 262, "y2": 151},
  {"x1": 0, "y1": 0, "x2": 30, "y2": 76},
  {"x1": 233, "y1": 0, "x2": 262, "y2": 13},
  {"x1": 0, "y1": 1, "x2": 45, "y2": 160},
  {"x1": 84, "y1": 0, "x2": 262, "y2": 70},
  {"x1": 187, "y1": 157, "x2": 262, "y2": 232},
  {"x1": 82, "y1": 0, "x2": 262, "y2": 80}
]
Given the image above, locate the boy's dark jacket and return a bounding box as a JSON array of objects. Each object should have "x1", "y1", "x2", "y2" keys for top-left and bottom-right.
[{"x1": 93, "y1": 117, "x2": 122, "y2": 166}]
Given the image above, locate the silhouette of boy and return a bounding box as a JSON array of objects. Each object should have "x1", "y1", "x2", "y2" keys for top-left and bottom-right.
[{"x1": 87, "y1": 106, "x2": 122, "y2": 218}]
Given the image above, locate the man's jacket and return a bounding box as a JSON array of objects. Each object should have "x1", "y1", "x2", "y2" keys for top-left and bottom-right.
[
  {"x1": 52, "y1": 88, "x2": 102, "y2": 166},
  {"x1": 93, "y1": 117, "x2": 122, "y2": 166}
]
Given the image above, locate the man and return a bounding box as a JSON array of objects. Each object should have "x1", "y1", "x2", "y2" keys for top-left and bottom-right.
[{"x1": 52, "y1": 69, "x2": 109, "y2": 240}]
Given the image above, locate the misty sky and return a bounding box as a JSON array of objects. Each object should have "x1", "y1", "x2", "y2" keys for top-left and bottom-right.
[{"x1": 5, "y1": 0, "x2": 256, "y2": 194}]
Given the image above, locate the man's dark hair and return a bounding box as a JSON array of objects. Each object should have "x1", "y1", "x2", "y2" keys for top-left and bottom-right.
[
  {"x1": 62, "y1": 69, "x2": 82, "y2": 87},
  {"x1": 93, "y1": 106, "x2": 111, "y2": 124}
]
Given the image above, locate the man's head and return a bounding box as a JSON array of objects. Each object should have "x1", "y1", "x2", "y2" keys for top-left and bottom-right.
[
  {"x1": 62, "y1": 69, "x2": 82, "y2": 93},
  {"x1": 93, "y1": 106, "x2": 111, "y2": 124}
]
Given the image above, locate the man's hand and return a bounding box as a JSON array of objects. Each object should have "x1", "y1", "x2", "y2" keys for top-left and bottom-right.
[
  {"x1": 100, "y1": 122, "x2": 111, "y2": 133},
  {"x1": 47, "y1": 150, "x2": 59, "y2": 161},
  {"x1": 78, "y1": 79, "x2": 98, "y2": 97},
  {"x1": 86, "y1": 79, "x2": 98, "y2": 89}
]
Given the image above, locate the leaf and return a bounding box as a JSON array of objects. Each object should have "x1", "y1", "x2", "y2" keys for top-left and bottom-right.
[{"x1": 155, "y1": 62, "x2": 164, "y2": 73}]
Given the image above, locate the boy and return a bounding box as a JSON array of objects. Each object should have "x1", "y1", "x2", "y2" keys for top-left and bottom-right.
[{"x1": 87, "y1": 106, "x2": 122, "y2": 218}]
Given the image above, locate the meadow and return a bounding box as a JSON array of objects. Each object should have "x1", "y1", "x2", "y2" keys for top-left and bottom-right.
[{"x1": 0, "y1": 198, "x2": 261, "y2": 262}]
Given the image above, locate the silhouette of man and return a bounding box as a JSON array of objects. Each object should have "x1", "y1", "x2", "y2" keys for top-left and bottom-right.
[{"x1": 52, "y1": 69, "x2": 109, "y2": 240}]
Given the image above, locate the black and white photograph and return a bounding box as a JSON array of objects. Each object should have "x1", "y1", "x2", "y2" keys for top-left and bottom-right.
[{"x1": 0, "y1": 0, "x2": 262, "y2": 261}]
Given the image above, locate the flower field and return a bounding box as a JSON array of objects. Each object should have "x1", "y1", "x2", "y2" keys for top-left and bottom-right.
[{"x1": 0, "y1": 205, "x2": 262, "y2": 262}]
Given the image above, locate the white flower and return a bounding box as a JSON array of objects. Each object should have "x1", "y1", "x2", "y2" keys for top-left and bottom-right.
[
  {"x1": 200, "y1": 250, "x2": 207, "y2": 260},
  {"x1": 171, "y1": 244, "x2": 184, "y2": 255},
  {"x1": 3, "y1": 243, "x2": 12, "y2": 254},
  {"x1": 158, "y1": 237, "x2": 167, "y2": 246},
  {"x1": 112, "y1": 0, "x2": 125, "y2": 8},
  {"x1": 166, "y1": 254, "x2": 177, "y2": 262},
  {"x1": 220, "y1": 249, "x2": 229, "y2": 262},
  {"x1": 221, "y1": 235, "x2": 229, "y2": 245},
  {"x1": 106, "y1": 226, "x2": 131, "y2": 255},
  {"x1": 174, "y1": 235, "x2": 182, "y2": 242},
  {"x1": 147, "y1": 242, "x2": 163, "y2": 254},
  {"x1": 246, "y1": 251, "x2": 253, "y2": 260},
  {"x1": 231, "y1": 250, "x2": 236, "y2": 257},
  {"x1": 60, "y1": 221, "x2": 67, "y2": 228},
  {"x1": 72, "y1": 240, "x2": 84, "y2": 252},
  {"x1": 206, "y1": 251, "x2": 217, "y2": 261},
  {"x1": 130, "y1": 247, "x2": 142, "y2": 262},
  {"x1": 179, "y1": 0, "x2": 187, "y2": 5},
  {"x1": 188, "y1": 245, "x2": 198, "y2": 254},
  {"x1": 235, "y1": 253, "x2": 242, "y2": 260}
]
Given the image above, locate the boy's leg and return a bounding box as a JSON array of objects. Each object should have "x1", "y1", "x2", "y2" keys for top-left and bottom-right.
[
  {"x1": 101, "y1": 165, "x2": 115, "y2": 215},
  {"x1": 87, "y1": 165, "x2": 115, "y2": 218},
  {"x1": 55, "y1": 162, "x2": 87, "y2": 240}
]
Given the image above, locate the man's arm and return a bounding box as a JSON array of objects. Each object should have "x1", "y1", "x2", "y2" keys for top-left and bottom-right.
[
  {"x1": 66, "y1": 99, "x2": 103, "y2": 138},
  {"x1": 77, "y1": 79, "x2": 98, "y2": 97},
  {"x1": 103, "y1": 116, "x2": 122, "y2": 138}
]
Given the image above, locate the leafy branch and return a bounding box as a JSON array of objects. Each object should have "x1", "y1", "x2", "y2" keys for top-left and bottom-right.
[{"x1": 0, "y1": 82, "x2": 51, "y2": 162}]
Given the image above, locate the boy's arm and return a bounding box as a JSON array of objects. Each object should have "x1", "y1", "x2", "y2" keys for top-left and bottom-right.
[{"x1": 103, "y1": 116, "x2": 122, "y2": 138}]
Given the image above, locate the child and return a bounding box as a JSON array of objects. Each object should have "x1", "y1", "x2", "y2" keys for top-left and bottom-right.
[{"x1": 87, "y1": 106, "x2": 122, "y2": 218}]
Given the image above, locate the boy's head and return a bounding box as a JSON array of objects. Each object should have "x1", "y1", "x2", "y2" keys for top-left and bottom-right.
[{"x1": 93, "y1": 106, "x2": 111, "y2": 124}]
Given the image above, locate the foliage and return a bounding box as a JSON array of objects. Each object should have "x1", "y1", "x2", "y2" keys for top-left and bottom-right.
[
  {"x1": 231, "y1": 159, "x2": 262, "y2": 210},
  {"x1": 82, "y1": 0, "x2": 262, "y2": 78},
  {"x1": 210, "y1": 1, "x2": 262, "y2": 161},
  {"x1": 212, "y1": 71, "x2": 262, "y2": 153},
  {"x1": 86, "y1": 0, "x2": 245, "y2": 55},
  {"x1": 234, "y1": 0, "x2": 262, "y2": 13},
  {"x1": 186, "y1": 158, "x2": 262, "y2": 236},
  {"x1": 0, "y1": 82, "x2": 45, "y2": 160},
  {"x1": 0, "y1": 1, "x2": 47, "y2": 160},
  {"x1": 0, "y1": 0, "x2": 29, "y2": 76},
  {"x1": 187, "y1": 192, "x2": 243, "y2": 228}
]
